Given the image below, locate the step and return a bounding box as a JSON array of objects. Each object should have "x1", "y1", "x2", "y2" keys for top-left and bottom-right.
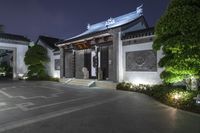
[
  {"x1": 59, "y1": 78, "x2": 72, "y2": 83},
  {"x1": 95, "y1": 81, "x2": 117, "y2": 89},
  {"x1": 60, "y1": 78, "x2": 116, "y2": 89},
  {"x1": 67, "y1": 79, "x2": 95, "y2": 87}
]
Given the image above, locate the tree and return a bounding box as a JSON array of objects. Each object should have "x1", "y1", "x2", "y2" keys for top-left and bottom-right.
[
  {"x1": 24, "y1": 45, "x2": 49, "y2": 79},
  {"x1": 153, "y1": 0, "x2": 200, "y2": 90}
]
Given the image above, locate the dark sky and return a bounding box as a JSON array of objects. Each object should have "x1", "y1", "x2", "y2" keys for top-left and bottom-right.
[{"x1": 0, "y1": 0, "x2": 170, "y2": 41}]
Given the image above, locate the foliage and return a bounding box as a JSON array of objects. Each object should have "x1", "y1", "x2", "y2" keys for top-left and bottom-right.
[
  {"x1": 116, "y1": 82, "x2": 133, "y2": 91},
  {"x1": 117, "y1": 82, "x2": 153, "y2": 92},
  {"x1": 24, "y1": 45, "x2": 49, "y2": 79},
  {"x1": 153, "y1": 0, "x2": 200, "y2": 89},
  {"x1": 165, "y1": 88, "x2": 196, "y2": 108},
  {"x1": 0, "y1": 62, "x2": 12, "y2": 77},
  {"x1": 47, "y1": 77, "x2": 59, "y2": 82},
  {"x1": 26, "y1": 76, "x2": 59, "y2": 82},
  {"x1": 116, "y1": 82, "x2": 200, "y2": 113}
]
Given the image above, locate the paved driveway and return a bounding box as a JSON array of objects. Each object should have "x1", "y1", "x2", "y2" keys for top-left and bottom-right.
[{"x1": 0, "y1": 81, "x2": 199, "y2": 133}]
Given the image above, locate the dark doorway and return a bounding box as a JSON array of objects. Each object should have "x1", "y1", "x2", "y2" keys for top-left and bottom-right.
[
  {"x1": 64, "y1": 51, "x2": 74, "y2": 78},
  {"x1": 84, "y1": 50, "x2": 92, "y2": 78},
  {"x1": 100, "y1": 46, "x2": 109, "y2": 80},
  {"x1": 0, "y1": 49, "x2": 13, "y2": 79}
]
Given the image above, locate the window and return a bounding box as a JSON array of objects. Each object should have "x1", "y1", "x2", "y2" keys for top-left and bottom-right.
[{"x1": 55, "y1": 59, "x2": 60, "y2": 70}]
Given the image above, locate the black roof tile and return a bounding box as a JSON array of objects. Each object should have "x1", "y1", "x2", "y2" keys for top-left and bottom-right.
[
  {"x1": 0, "y1": 33, "x2": 30, "y2": 43},
  {"x1": 38, "y1": 35, "x2": 63, "y2": 50},
  {"x1": 122, "y1": 27, "x2": 154, "y2": 40}
]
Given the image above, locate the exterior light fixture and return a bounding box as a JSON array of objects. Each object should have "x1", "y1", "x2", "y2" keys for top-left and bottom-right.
[
  {"x1": 194, "y1": 94, "x2": 200, "y2": 104},
  {"x1": 18, "y1": 73, "x2": 28, "y2": 80},
  {"x1": 172, "y1": 92, "x2": 184, "y2": 101},
  {"x1": 18, "y1": 73, "x2": 24, "y2": 77},
  {"x1": 22, "y1": 76, "x2": 28, "y2": 80},
  {"x1": 173, "y1": 93, "x2": 181, "y2": 100}
]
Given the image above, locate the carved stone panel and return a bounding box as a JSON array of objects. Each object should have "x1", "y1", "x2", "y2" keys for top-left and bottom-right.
[{"x1": 126, "y1": 50, "x2": 157, "y2": 71}]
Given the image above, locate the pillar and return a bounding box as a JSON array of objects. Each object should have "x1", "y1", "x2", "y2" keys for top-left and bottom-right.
[
  {"x1": 59, "y1": 47, "x2": 65, "y2": 78},
  {"x1": 108, "y1": 28, "x2": 123, "y2": 82}
]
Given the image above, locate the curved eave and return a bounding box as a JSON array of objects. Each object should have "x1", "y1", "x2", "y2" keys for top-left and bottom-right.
[
  {"x1": 0, "y1": 38, "x2": 30, "y2": 45},
  {"x1": 57, "y1": 16, "x2": 147, "y2": 47}
]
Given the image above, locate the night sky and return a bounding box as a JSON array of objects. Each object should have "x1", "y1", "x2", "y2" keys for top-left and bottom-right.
[{"x1": 0, "y1": 0, "x2": 170, "y2": 41}]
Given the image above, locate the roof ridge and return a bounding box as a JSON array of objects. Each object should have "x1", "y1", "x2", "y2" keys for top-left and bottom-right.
[
  {"x1": 0, "y1": 33, "x2": 30, "y2": 43},
  {"x1": 0, "y1": 32, "x2": 28, "y2": 38},
  {"x1": 87, "y1": 5, "x2": 143, "y2": 30},
  {"x1": 39, "y1": 35, "x2": 63, "y2": 40},
  {"x1": 57, "y1": 5, "x2": 145, "y2": 45}
]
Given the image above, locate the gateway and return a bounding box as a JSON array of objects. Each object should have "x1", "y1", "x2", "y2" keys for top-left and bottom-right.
[
  {"x1": 0, "y1": 33, "x2": 30, "y2": 79},
  {"x1": 57, "y1": 6, "x2": 163, "y2": 85}
]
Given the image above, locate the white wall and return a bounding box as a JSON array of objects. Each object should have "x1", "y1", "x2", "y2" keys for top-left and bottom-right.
[
  {"x1": 122, "y1": 41, "x2": 163, "y2": 85},
  {"x1": 0, "y1": 42, "x2": 28, "y2": 78},
  {"x1": 50, "y1": 52, "x2": 60, "y2": 78}
]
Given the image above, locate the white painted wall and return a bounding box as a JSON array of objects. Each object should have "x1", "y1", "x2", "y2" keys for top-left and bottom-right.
[
  {"x1": 118, "y1": 32, "x2": 124, "y2": 82},
  {"x1": 122, "y1": 40, "x2": 163, "y2": 85},
  {"x1": 38, "y1": 41, "x2": 60, "y2": 78},
  {"x1": 50, "y1": 53, "x2": 60, "y2": 78},
  {"x1": 0, "y1": 42, "x2": 28, "y2": 78}
]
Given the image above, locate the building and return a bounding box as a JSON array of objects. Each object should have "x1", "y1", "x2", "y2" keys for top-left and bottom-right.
[
  {"x1": 121, "y1": 27, "x2": 163, "y2": 85},
  {"x1": 37, "y1": 35, "x2": 63, "y2": 78},
  {"x1": 0, "y1": 33, "x2": 30, "y2": 79},
  {"x1": 57, "y1": 5, "x2": 163, "y2": 85}
]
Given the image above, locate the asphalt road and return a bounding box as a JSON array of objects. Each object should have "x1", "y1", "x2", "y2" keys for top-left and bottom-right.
[{"x1": 0, "y1": 81, "x2": 199, "y2": 133}]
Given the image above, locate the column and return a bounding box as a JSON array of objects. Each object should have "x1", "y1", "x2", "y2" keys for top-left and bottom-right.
[
  {"x1": 108, "y1": 28, "x2": 123, "y2": 82},
  {"x1": 13, "y1": 48, "x2": 17, "y2": 79},
  {"x1": 59, "y1": 47, "x2": 65, "y2": 78}
]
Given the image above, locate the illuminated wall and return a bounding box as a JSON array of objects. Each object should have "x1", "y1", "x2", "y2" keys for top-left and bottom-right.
[{"x1": 122, "y1": 39, "x2": 163, "y2": 85}]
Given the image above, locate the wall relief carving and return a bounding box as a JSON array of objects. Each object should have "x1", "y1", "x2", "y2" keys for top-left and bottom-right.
[{"x1": 126, "y1": 50, "x2": 157, "y2": 71}]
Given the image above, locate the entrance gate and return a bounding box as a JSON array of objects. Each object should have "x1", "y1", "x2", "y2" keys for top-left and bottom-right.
[{"x1": 0, "y1": 47, "x2": 17, "y2": 79}]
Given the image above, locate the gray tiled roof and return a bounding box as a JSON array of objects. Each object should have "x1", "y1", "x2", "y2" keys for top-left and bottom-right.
[
  {"x1": 0, "y1": 33, "x2": 30, "y2": 43},
  {"x1": 58, "y1": 5, "x2": 144, "y2": 45},
  {"x1": 37, "y1": 35, "x2": 63, "y2": 51},
  {"x1": 122, "y1": 27, "x2": 154, "y2": 40}
]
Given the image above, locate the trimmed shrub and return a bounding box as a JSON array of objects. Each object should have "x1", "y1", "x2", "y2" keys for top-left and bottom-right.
[
  {"x1": 24, "y1": 45, "x2": 49, "y2": 80},
  {"x1": 26, "y1": 76, "x2": 59, "y2": 82},
  {"x1": 116, "y1": 82, "x2": 133, "y2": 91},
  {"x1": 116, "y1": 82, "x2": 200, "y2": 114}
]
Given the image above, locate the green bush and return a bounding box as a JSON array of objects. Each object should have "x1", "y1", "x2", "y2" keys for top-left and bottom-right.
[
  {"x1": 24, "y1": 45, "x2": 49, "y2": 80},
  {"x1": 153, "y1": 0, "x2": 200, "y2": 90},
  {"x1": 47, "y1": 77, "x2": 59, "y2": 82},
  {"x1": 116, "y1": 82, "x2": 200, "y2": 113},
  {"x1": 164, "y1": 88, "x2": 197, "y2": 109},
  {"x1": 26, "y1": 76, "x2": 59, "y2": 82},
  {"x1": 116, "y1": 82, "x2": 133, "y2": 91}
]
